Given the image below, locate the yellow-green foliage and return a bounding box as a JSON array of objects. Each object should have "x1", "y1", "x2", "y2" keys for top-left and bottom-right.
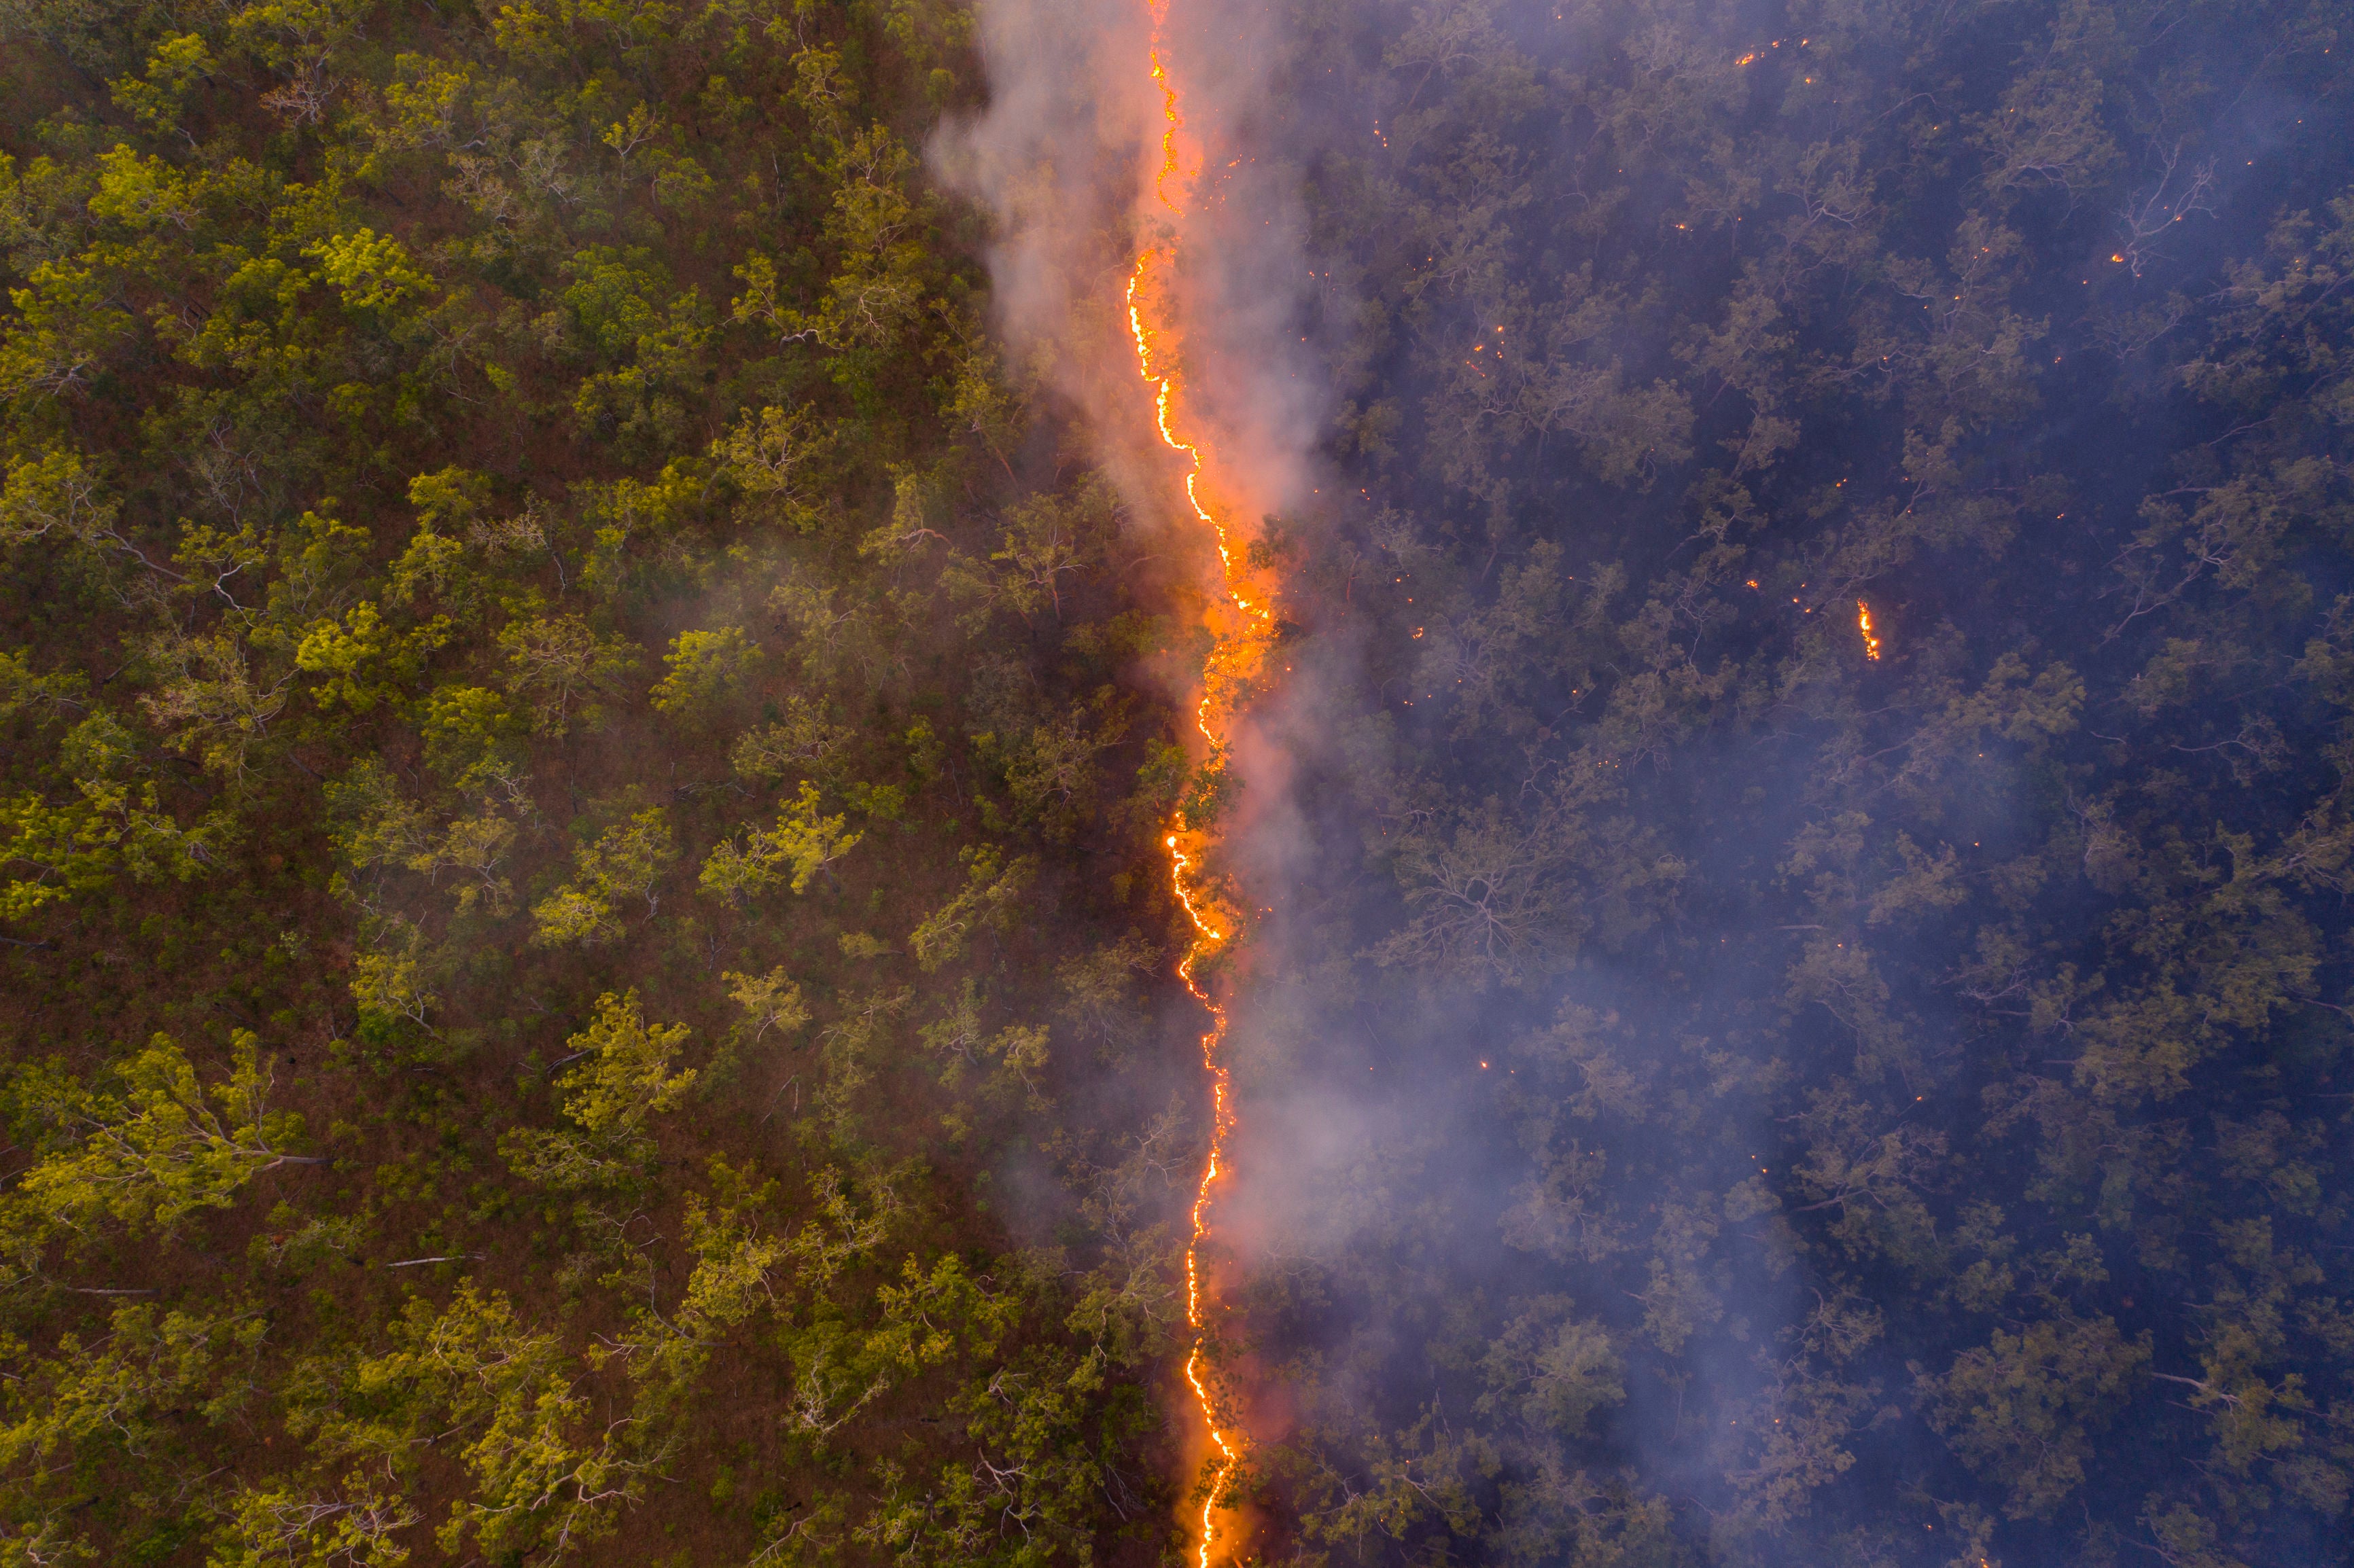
[
  {"x1": 0, "y1": 1, "x2": 1180, "y2": 1554},
  {"x1": 304, "y1": 229, "x2": 434, "y2": 311},
  {"x1": 648, "y1": 626, "x2": 760, "y2": 717},
  {"x1": 12, "y1": 1032, "x2": 306, "y2": 1235},
  {"x1": 699, "y1": 782, "x2": 859, "y2": 901},
  {"x1": 498, "y1": 991, "x2": 694, "y2": 1188},
  {"x1": 531, "y1": 809, "x2": 675, "y2": 945}
]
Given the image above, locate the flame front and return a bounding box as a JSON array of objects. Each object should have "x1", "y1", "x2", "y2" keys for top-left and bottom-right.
[{"x1": 1127, "y1": 3, "x2": 1278, "y2": 1563}]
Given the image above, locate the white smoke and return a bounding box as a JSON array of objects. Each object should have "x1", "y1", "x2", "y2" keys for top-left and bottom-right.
[{"x1": 930, "y1": 0, "x2": 1324, "y2": 534}]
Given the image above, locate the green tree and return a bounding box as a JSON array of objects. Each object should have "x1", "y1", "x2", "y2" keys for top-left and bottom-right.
[
  {"x1": 15, "y1": 1032, "x2": 314, "y2": 1236},
  {"x1": 647, "y1": 626, "x2": 760, "y2": 719},
  {"x1": 531, "y1": 808, "x2": 675, "y2": 945},
  {"x1": 698, "y1": 783, "x2": 859, "y2": 902},
  {"x1": 497, "y1": 616, "x2": 637, "y2": 736},
  {"x1": 499, "y1": 991, "x2": 695, "y2": 1188}
]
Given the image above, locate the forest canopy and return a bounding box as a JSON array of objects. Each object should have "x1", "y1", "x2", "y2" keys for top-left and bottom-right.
[
  {"x1": 0, "y1": 0, "x2": 1197, "y2": 1561},
  {"x1": 3, "y1": 0, "x2": 2353, "y2": 1565}
]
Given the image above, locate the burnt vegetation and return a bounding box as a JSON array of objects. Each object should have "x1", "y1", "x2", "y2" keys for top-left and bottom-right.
[{"x1": 1242, "y1": 1, "x2": 2354, "y2": 1565}]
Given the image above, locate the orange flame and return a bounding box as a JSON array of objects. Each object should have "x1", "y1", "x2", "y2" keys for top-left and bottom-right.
[
  {"x1": 1857, "y1": 599, "x2": 1882, "y2": 660},
  {"x1": 1128, "y1": 3, "x2": 1277, "y2": 1562}
]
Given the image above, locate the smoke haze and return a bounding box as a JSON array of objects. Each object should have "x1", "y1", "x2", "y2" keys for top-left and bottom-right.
[
  {"x1": 950, "y1": 0, "x2": 2354, "y2": 1564},
  {"x1": 933, "y1": 0, "x2": 1324, "y2": 535}
]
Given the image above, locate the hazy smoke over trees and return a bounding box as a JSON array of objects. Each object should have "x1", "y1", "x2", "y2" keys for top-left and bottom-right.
[
  {"x1": 958, "y1": 0, "x2": 2354, "y2": 1564},
  {"x1": 934, "y1": 0, "x2": 1323, "y2": 531}
]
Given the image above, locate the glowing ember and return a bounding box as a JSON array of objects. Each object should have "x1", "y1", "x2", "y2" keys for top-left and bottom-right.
[{"x1": 1858, "y1": 599, "x2": 1882, "y2": 660}]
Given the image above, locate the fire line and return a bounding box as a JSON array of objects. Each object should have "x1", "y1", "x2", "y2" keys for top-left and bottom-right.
[{"x1": 1127, "y1": 1, "x2": 1278, "y2": 1562}]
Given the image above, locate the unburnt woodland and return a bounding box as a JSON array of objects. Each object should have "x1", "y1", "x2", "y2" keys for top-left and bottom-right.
[{"x1": 1, "y1": 1, "x2": 1201, "y2": 1563}]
